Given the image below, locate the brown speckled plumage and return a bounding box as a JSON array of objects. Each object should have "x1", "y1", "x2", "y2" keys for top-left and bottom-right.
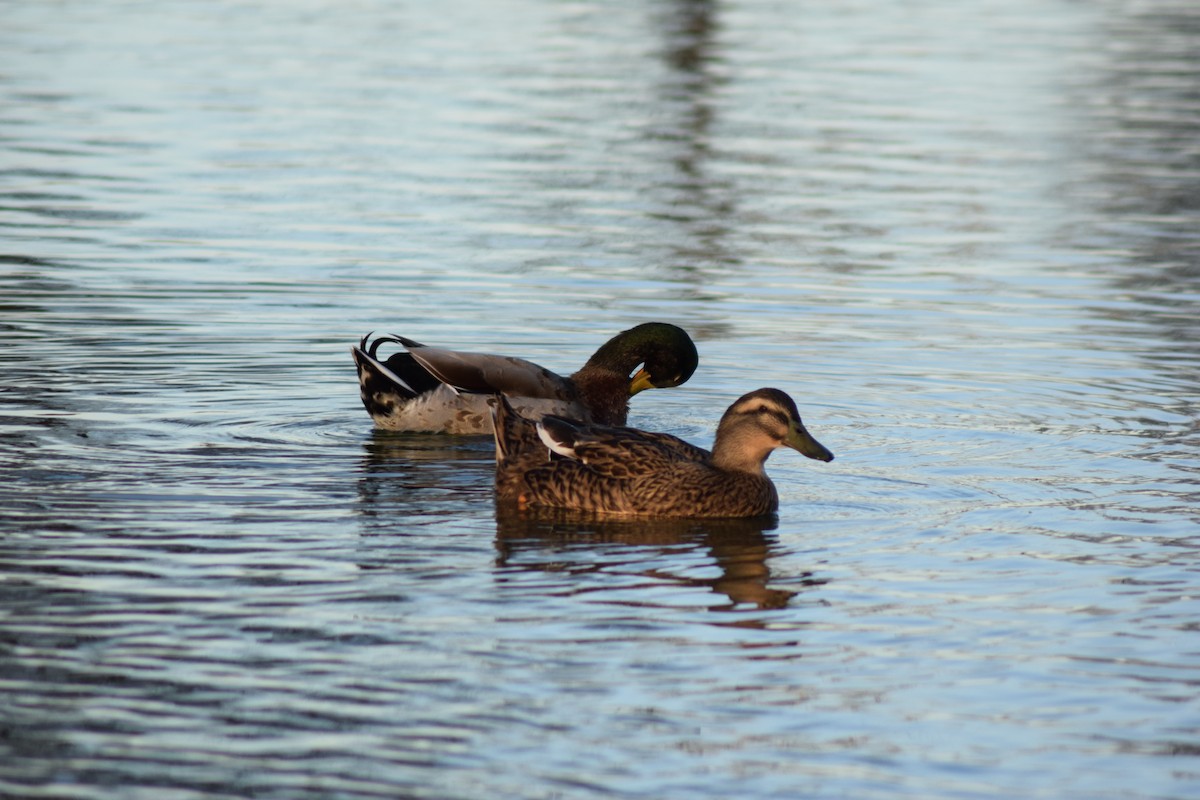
[
  {"x1": 352, "y1": 323, "x2": 699, "y2": 434},
  {"x1": 492, "y1": 388, "x2": 834, "y2": 518}
]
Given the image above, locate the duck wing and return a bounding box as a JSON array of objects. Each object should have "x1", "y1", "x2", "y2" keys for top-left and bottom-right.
[
  {"x1": 399, "y1": 337, "x2": 574, "y2": 400},
  {"x1": 537, "y1": 416, "x2": 711, "y2": 479}
]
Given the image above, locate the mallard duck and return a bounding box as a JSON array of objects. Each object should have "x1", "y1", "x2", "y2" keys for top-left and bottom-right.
[
  {"x1": 352, "y1": 322, "x2": 699, "y2": 434},
  {"x1": 491, "y1": 387, "x2": 834, "y2": 518}
]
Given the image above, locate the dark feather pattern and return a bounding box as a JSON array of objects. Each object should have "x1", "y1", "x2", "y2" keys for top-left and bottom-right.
[{"x1": 491, "y1": 388, "x2": 834, "y2": 518}]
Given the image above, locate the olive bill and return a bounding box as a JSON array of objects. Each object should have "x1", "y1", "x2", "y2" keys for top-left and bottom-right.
[{"x1": 786, "y1": 419, "x2": 834, "y2": 462}]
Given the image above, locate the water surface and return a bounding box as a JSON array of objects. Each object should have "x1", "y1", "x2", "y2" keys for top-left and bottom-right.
[{"x1": 2, "y1": 1, "x2": 1199, "y2": 798}]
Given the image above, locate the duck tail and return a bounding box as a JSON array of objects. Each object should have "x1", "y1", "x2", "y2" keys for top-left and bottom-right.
[
  {"x1": 490, "y1": 394, "x2": 542, "y2": 465},
  {"x1": 352, "y1": 333, "x2": 442, "y2": 400}
]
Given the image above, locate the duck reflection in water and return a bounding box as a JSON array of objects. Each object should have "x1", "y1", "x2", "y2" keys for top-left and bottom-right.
[
  {"x1": 356, "y1": 430, "x2": 495, "y2": 523},
  {"x1": 495, "y1": 506, "x2": 825, "y2": 612}
]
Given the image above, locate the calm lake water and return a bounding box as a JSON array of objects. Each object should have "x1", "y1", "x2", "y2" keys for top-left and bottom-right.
[{"x1": 2, "y1": 0, "x2": 1199, "y2": 798}]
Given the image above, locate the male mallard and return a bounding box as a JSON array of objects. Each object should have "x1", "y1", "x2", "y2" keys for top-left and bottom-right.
[
  {"x1": 352, "y1": 322, "x2": 699, "y2": 434},
  {"x1": 492, "y1": 387, "x2": 834, "y2": 518}
]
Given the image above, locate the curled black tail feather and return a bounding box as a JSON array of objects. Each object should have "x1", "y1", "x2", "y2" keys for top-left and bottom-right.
[{"x1": 355, "y1": 333, "x2": 443, "y2": 399}]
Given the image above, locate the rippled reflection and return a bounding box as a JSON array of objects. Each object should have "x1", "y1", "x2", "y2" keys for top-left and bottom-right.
[
  {"x1": 3, "y1": 0, "x2": 1200, "y2": 798},
  {"x1": 495, "y1": 506, "x2": 820, "y2": 612},
  {"x1": 357, "y1": 431, "x2": 494, "y2": 515}
]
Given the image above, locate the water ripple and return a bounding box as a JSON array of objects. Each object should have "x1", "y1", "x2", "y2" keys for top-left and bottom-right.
[{"x1": 2, "y1": 1, "x2": 1200, "y2": 798}]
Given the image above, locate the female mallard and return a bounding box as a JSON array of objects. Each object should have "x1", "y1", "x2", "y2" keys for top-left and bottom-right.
[
  {"x1": 492, "y1": 387, "x2": 834, "y2": 518},
  {"x1": 352, "y1": 322, "x2": 699, "y2": 434}
]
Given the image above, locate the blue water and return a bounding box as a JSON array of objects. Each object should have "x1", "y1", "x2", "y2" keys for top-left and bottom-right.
[{"x1": 2, "y1": 1, "x2": 1198, "y2": 798}]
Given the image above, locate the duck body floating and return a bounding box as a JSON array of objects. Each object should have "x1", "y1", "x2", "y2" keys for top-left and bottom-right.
[
  {"x1": 492, "y1": 387, "x2": 834, "y2": 518},
  {"x1": 352, "y1": 322, "x2": 699, "y2": 434}
]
